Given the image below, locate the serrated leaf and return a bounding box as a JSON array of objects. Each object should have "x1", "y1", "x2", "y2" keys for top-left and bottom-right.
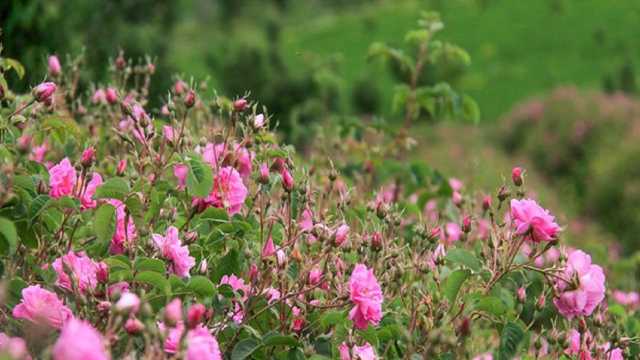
[
  {"x1": 199, "y1": 207, "x2": 229, "y2": 223},
  {"x1": 187, "y1": 275, "x2": 216, "y2": 298},
  {"x1": 445, "y1": 248, "x2": 481, "y2": 272},
  {"x1": 28, "y1": 195, "x2": 51, "y2": 223},
  {"x1": 0, "y1": 217, "x2": 18, "y2": 255},
  {"x1": 104, "y1": 256, "x2": 131, "y2": 271},
  {"x1": 135, "y1": 271, "x2": 170, "y2": 294},
  {"x1": 94, "y1": 204, "x2": 116, "y2": 243},
  {"x1": 497, "y1": 321, "x2": 525, "y2": 360},
  {"x1": 186, "y1": 154, "x2": 213, "y2": 197},
  {"x1": 442, "y1": 269, "x2": 470, "y2": 305},
  {"x1": 135, "y1": 257, "x2": 166, "y2": 273},
  {"x1": 94, "y1": 178, "x2": 130, "y2": 201},
  {"x1": 231, "y1": 338, "x2": 262, "y2": 360},
  {"x1": 474, "y1": 295, "x2": 508, "y2": 317}
]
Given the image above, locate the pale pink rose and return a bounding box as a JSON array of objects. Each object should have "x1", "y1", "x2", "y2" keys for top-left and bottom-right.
[
  {"x1": 159, "y1": 321, "x2": 183, "y2": 353},
  {"x1": 510, "y1": 199, "x2": 561, "y2": 242},
  {"x1": 185, "y1": 326, "x2": 222, "y2": 360},
  {"x1": 200, "y1": 142, "x2": 226, "y2": 167},
  {"x1": 49, "y1": 158, "x2": 77, "y2": 198},
  {"x1": 553, "y1": 250, "x2": 605, "y2": 319},
  {"x1": 165, "y1": 298, "x2": 183, "y2": 325},
  {"x1": 423, "y1": 199, "x2": 439, "y2": 222},
  {"x1": 152, "y1": 226, "x2": 195, "y2": 278},
  {"x1": 107, "y1": 199, "x2": 137, "y2": 254},
  {"x1": 612, "y1": 290, "x2": 640, "y2": 310},
  {"x1": 174, "y1": 164, "x2": 188, "y2": 190},
  {"x1": 565, "y1": 329, "x2": 582, "y2": 356},
  {"x1": 220, "y1": 274, "x2": 250, "y2": 324},
  {"x1": 193, "y1": 166, "x2": 247, "y2": 216},
  {"x1": 452, "y1": 191, "x2": 463, "y2": 206},
  {"x1": 254, "y1": 114, "x2": 265, "y2": 128},
  {"x1": 444, "y1": 222, "x2": 462, "y2": 245},
  {"x1": 472, "y1": 353, "x2": 493, "y2": 360},
  {"x1": 163, "y1": 125, "x2": 175, "y2": 142},
  {"x1": 79, "y1": 172, "x2": 103, "y2": 209},
  {"x1": 261, "y1": 236, "x2": 276, "y2": 258},
  {"x1": 449, "y1": 178, "x2": 463, "y2": 192},
  {"x1": 334, "y1": 224, "x2": 350, "y2": 247},
  {"x1": 353, "y1": 343, "x2": 377, "y2": 360},
  {"x1": 235, "y1": 146, "x2": 254, "y2": 179},
  {"x1": 30, "y1": 143, "x2": 47, "y2": 163},
  {"x1": 92, "y1": 89, "x2": 106, "y2": 104},
  {"x1": 52, "y1": 319, "x2": 108, "y2": 360},
  {"x1": 52, "y1": 251, "x2": 100, "y2": 294},
  {"x1": 161, "y1": 105, "x2": 171, "y2": 116},
  {"x1": 33, "y1": 82, "x2": 56, "y2": 103},
  {"x1": 276, "y1": 249, "x2": 287, "y2": 267},
  {"x1": 349, "y1": 264, "x2": 383, "y2": 329},
  {"x1": 48, "y1": 55, "x2": 61, "y2": 77},
  {"x1": 0, "y1": 332, "x2": 29, "y2": 359},
  {"x1": 115, "y1": 292, "x2": 140, "y2": 314},
  {"x1": 12, "y1": 285, "x2": 73, "y2": 329},
  {"x1": 339, "y1": 343, "x2": 351, "y2": 360},
  {"x1": 298, "y1": 208, "x2": 313, "y2": 232}
]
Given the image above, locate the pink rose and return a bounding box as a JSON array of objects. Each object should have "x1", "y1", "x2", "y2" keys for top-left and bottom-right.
[
  {"x1": 0, "y1": 332, "x2": 29, "y2": 359},
  {"x1": 235, "y1": 146, "x2": 254, "y2": 179},
  {"x1": 254, "y1": 114, "x2": 265, "y2": 128},
  {"x1": 105, "y1": 87, "x2": 118, "y2": 104},
  {"x1": 261, "y1": 236, "x2": 276, "y2": 258},
  {"x1": 165, "y1": 298, "x2": 183, "y2": 325},
  {"x1": 92, "y1": 89, "x2": 106, "y2": 104},
  {"x1": 30, "y1": 143, "x2": 48, "y2": 163},
  {"x1": 49, "y1": 158, "x2": 77, "y2": 198},
  {"x1": 349, "y1": 264, "x2": 383, "y2": 329},
  {"x1": 339, "y1": 342, "x2": 377, "y2": 360},
  {"x1": 220, "y1": 274, "x2": 250, "y2": 324},
  {"x1": 510, "y1": 199, "x2": 561, "y2": 242},
  {"x1": 185, "y1": 326, "x2": 222, "y2": 360},
  {"x1": 52, "y1": 251, "x2": 100, "y2": 294},
  {"x1": 193, "y1": 166, "x2": 247, "y2": 216},
  {"x1": 612, "y1": 290, "x2": 640, "y2": 310},
  {"x1": 280, "y1": 168, "x2": 294, "y2": 191},
  {"x1": 152, "y1": 226, "x2": 195, "y2": 278},
  {"x1": 79, "y1": 172, "x2": 103, "y2": 209},
  {"x1": 553, "y1": 250, "x2": 605, "y2": 319},
  {"x1": 444, "y1": 222, "x2": 462, "y2": 245},
  {"x1": 115, "y1": 292, "x2": 140, "y2": 314},
  {"x1": 333, "y1": 224, "x2": 350, "y2": 247},
  {"x1": 174, "y1": 164, "x2": 188, "y2": 190},
  {"x1": 108, "y1": 199, "x2": 137, "y2": 254},
  {"x1": 48, "y1": 55, "x2": 61, "y2": 77},
  {"x1": 52, "y1": 319, "x2": 108, "y2": 360},
  {"x1": 163, "y1": 125, "x2": 175, "y2": 143},
  {"x1": 13, "y1": 285, "x2": 73, "y2": 329},
  {"x1": 298, "y1": 208, "x2": 313, "y2": 233},
  {"x1": 33, "y1": 82, "x2": 56, "y2": 103}
]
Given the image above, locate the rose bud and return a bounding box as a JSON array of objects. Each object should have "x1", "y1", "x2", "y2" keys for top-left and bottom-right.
[
  {"x1": 462, "y1": 215, "x2": 472, "y2": 233},
  {"x1": 81, "y1": 146, "x2": 96, "y2": 167},
  {"x1": 281, "y1": 168, "x2": 294, "y2": 192},
  {"x1": 184, "y1": 89, "x2": 196, "y2": 108},
  {"x1": 96, "y1": 262, "x2": 109, "y2": 283},
  {"x1": 48, "y1": 55, "x2": 62, "y2": 77},
  {"x1": 371, "y1": 231, "x2": 383, "y2": 250},
  {"x1": 517, "y1": 287, "x2": 526, "y2": 303},
  {"x1": 512, "y1": 167, "x2": 524, "y2": 187},
  {"x1": 105, "y1": 87, "x2": 118, "y2": 104},
  {"x1": 174, "y1": 80, "x2": 186, "y2": 95},
  {"x1": 452, "y1": 191, "x2": 463, "y2": 206},
  {"x1": 33, "y1": 82, "x2": 56, "y2": 103},
  {"x1": 482, "y1": 195, "x2": 492, "y2": 211},
  {"x1": 258, "y1": 163, "x2": 270, "y2": 184},
  {"x1": 125, "y1": 318, "x2": 144, "y2": 335},
  {"x1": 497, "y1": 185, "x2": 510, "y2": 202},
  {"x1": 254, "y1": 113, "x2": 265, "y2": 129},
  {"x1": 233, "y1": 98, "x2": 248, "y2": 112},
  {"x1": 333, "y1": 224, "x2": 350, "y2": 247},
  {"x1": 115, "y1": 53, "x2": 126, "y2": 70},
  {"x1": 164, "y1": 298, "x2": 182, "y2": 327},
  {"x1": 115, "y1": 293, "x2": 140, "y2": 314},
  {"x1": 117, "y1": 159, "x2": 127, "y2": 175},
  {"x1": 187, "y1": 303, "x2": 206, "y2": 329},
  {"x1": 249, "y1": 263, "x2": 259, "y2": 282},
  {"x1": 97, "y1": 301, "x2": 112, "y2": 312},
  {"x1": 536, "y1": 293, "x2": 546, "y2": 311}
]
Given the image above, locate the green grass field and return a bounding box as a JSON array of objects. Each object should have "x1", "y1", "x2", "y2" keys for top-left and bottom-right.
[{"x1": 280, "y1": 0, "x2": 640, "y2": 121}]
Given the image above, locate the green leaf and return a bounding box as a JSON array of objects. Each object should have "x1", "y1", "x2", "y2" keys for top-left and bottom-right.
[
  {"x1": 442, "y1": 269, "x2": 470, "y2": 305},
  {"x1": 7, "y1": 277, "x2": 28, "y2": 307},
  {"x1": 135, "y1": 271, "x2": 170, "y2": 294},
  {"x1": 263, "y1": 333, "x2": 299, "y2": 348},
  {"x1": 0, "y1": 217, "x2": 18, "y2": 255},
  {"x1": 94, "y1": 178, "x2": 130, "y2": 201},
  {"x1": 187, "y1": 276, "x2": 216, "y2": 298},
  {"x1": 94, "y1": 204, "x2": 116, "y2": 243},
  {"x1": 462, "y1": 94, "x2": 480, "y2": 124},
  {"x1": 28, "y1": 195, "x2": 51, "y2": 222},
  {"x1": 104, "y1": 256, "x2": 131, "y2": 271},
  {"x1": 4, "y1": 58, "x2": 25, "y2": 79},
  {"x1": 186, "y1": 154, "x2": 213, "y2": 197},
  {"x1": 473, "y1": 295, "x2": 508, "y2": 317},
  {"x1": 212, "y1": 249, "x2": 241, "y2": 283},
  {"x1": 199, "y1": 207, "x2": 229, "y2": 223},
  {"x1": 445, "y1": 248, "x2": 481, "y2": 272},
  {"x1": 319, "y1": 310, "x2": 346, "y2": 329},
  {"x1": 497, "y1": 321, "x2": 525, "y2": 360},
  {"x1": 135, "y1": 257, "x2": 166, "y2": 273},
  {"x1": 231, "y1": 338, "x2": 262, "y2": 360}
]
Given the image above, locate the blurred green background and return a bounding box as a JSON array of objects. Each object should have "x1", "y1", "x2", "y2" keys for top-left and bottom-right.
[{"x1": 3, "y1": 0, "x2": 640, "y2": 259}]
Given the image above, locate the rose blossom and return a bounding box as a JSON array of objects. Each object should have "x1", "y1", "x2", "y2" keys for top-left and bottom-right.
[
  {"x1": 192, "y1": 166, "x2": 247, "y2": 215},
  {"x1": 163, "y1": 125, "x2": 175, "y2": 142},
  {"x1": 349, "y1": 264, "x2": 383, "y2": 329},
  {"x1": 152, "y1": 226, "x2": 195, "y2": 278},
  {"x1": 334, "y1": 224, "x2": 350, "y2": 247},
  {"x1": 165, "y1": 298, "x2": 183, "y2": 325},
  {"x1": 510, "y1": 199, "x2": 561, "y2": 242},
  {"x1": 108, "y1": 199, "x2": 137, "y2": 254},
  {"x1": 220, "y1": 274, "x2": 250, "y2": 324},
  {"x1": 339, "y1": 342, "x2": 377, "y2": 360},
  {"x1": 52, "y1": 319, "x2": 108, "y2": 360},
  {"x1": 174, "y1": 164, "x2": 188, "y2": 190},
  {"x1": 33, "y1": 82, "x2": 56, "y2": 103},
  {"x1": 13, "y1": 285, "x2": 73, "y2": 329},
  {"x1": 79, "y1": 172, "x2": 103, "y2": 209},
  {"x1": 49, "y1": 158, "x2": 77, "y2": 198},
  {"x1": 185, "y1": 326, "x2": 222, "y2": 360},
  {"x1": 444, "y1": 222, "x2": 462, "y2": 244},
  {"x1": 48, "y1": 55, "x2": 61, "y2": 77},
  {"x1": 553, "y1": 249, "x2": 605, "y2": 319},
  {"x1": 115, "y1": 292, "x2": 140, "y2": 314},
  {"x1": 105, "y1": 87, "x2": 118, "y2": 104},
  {"x1": 0, "y1": 333, "x2": 29, "y2": 359},
  {"x1": 612, "y1": 290, "x2": 640, "y2": 310},
  {"x1": 30, "y1": 143, "x2": 47, "y2": 163},
  {"x1": 52, "y1": 251, "x2": 101, "y2": 294}
]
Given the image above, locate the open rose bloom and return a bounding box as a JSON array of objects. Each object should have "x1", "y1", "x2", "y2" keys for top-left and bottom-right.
[{"x1": 553, "y1": 250, "x2": 606, "y2": 319}]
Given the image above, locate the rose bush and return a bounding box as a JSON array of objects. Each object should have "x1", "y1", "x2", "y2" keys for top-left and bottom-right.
[{"x1": 0, "y1": 15, "x2": 639, "y2": 360}]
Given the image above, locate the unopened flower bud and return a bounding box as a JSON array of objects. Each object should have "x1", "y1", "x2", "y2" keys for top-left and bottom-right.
[
  {"x1": 371, "y1": 231, "x2": 382, "y2": 250},
  {"x1": 96, "y1": 262, "x2": 109, "y2": 283},
  {"x1": 258, "y1": 163, "x2": 270, "y2": 184},
  {"x1": 115, "y1": 53, "x2": 126, "y2": 70},
  {"x1": 333, "y1": 224, "x2": 349, "y2": 247},
  {"x1": 164, "y1": 298, "x2": 182, "y2": 326},
  {"x1": 249, "y1": 263, "x2": 259, "y2": 282},
  {"x1": 184, "y1": 90, "x2": 196, "y2": 108},
  {"x1": 117, "y1": 159, "x2": 127, "y2": 175},
  {"x1": 498, "y1": 185, "x2": 510, "y2": 202},
  {"x1": 116, "y1": 292, "x2": 140, "y2": 314},
  {"x1": 233, "y1": 98, "x2": 248, "y2": 112},
  {"x1": 452, "y1": 191, "x2": 463, "y2": 206},
  {"x1": 512, "y1": 167, "x2": 524, "y2": 187},
  {"x1": 81, "y1": 146, "x2": 96, "y2": 167},
  {"x1": 48, "y1": 55, "x2": 61, "y2": 77},
  {"x1": 281, "y1": 169, "x2": 294, "y2": 192},
  {"x1": 105, "y1": 88, "x2": 118, "y2": 104},
  {"x1": 254, "y1": 114, "x2": 265, "y2": 128},
  {"x1": 536, "y1": 293, "x2": 546, "y2": 311},
  {"x1": 517, "y1": 287, "x2": 526, "y2": 303},
  {"x1": 125, "y1": 318, "x2": 144, "y2": 335},
  {"x1": 187, "y1": 303, "x2": 206, "y2": 329},
  {"x1": 457, "y1": 317, "x2": 471, "y2": 337},
  {"x1": 174, "y1": 80, "x2": 186, "y2": 95},
  {"x1": 33, "y1": 82, "x2": 56, "y2": 103},
  {"x1": 482, "y1": 195, "x2": 492, "y2": 211},
  {"x1": 462, "y1": 215, "x2": 472, "y2": 233},
  {"x1": 578, "y1": 318, "x2": 588, "y2": 334},
  {"x1": 199, "y1": 259, "x2": 208, "y2": 274},
  {"x1": 97, "y1": 301, "x2": 112, "y2": 312}
]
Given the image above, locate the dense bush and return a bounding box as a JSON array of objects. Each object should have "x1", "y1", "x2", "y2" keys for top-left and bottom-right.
[
  {"x1": 499, "y1": 87, "x2": 640, "y2": 253},
  {"x1": 0, "y1": 20, "x2": 639, "y2": 360}
]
